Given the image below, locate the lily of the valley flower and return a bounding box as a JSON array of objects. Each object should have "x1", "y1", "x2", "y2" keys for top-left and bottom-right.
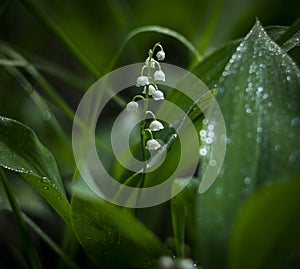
[
  {"x1": 145, "y1": 57, "x2": 156, "y2": 68},
  {"x1": 156, "y1": 50, "x2": 165, "y2": 61},
  {"x1": 136, "y1": 76, "x2": 149, "y2": 87},
  {"x1": 142, "y1": 84, "x2": 156, "y2": 96},
  {"x1": 152, "y1": 90, "x2": 164, "y2": 100},
  {"x1": 154, "y1": 70, "x2": 165, "y2": 81},
  {"x1": 126, "y1": 101, "x2": 138, "y2": 112},
  {"x1": 146, "y1": 139, "x2": 161, "y2": 150},
  {"x1": 149, "y1": 120, "x2": 164, "y2": 131}
]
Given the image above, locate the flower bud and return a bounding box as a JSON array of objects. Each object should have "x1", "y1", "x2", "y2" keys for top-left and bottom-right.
[
  {"x1": 156, "y1": 50, "x2": 165, "y2": 61},
  {"x1": 126, "y1": 101, "x2": 138, "y2": 112},
  {"x1": 145, "y1": 57, "x2": 156, "y2": 68}
]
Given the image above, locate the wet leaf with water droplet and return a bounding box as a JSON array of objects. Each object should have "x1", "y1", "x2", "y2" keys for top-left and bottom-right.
[
  {"x1": 71, "y1": 175, "x2": 167, "y2": 268},
  {"x1": 0, "y1": 116, "x2": 70, "y2": 224},
  {"x1": 195, "y1": 20, "x2": 300, "y2": 268}
]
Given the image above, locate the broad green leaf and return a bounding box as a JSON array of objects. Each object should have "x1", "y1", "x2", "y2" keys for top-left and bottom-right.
[
  {"x1": 0, "y1": 116, "x2": 70, "y2": 224},
  {"x1": 228, "y1": 177, "x2": 300, "y2": 269},
  {"x1": 196, "y1": 20, "x2": 300, "y2": 268},
  {"x1": 71, "y1": 176, "x2": 167, "y2": 268}
]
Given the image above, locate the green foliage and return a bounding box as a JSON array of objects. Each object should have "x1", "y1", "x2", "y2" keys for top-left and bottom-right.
[
  {"x1": 228, "y1": 176, "x2": 300, "y2": 269},
  {"x1": 196, "y1": 20, "x2": 300, "y2": 268},
  {"x1": 0, "y1": 116, "x2": 70, "y2": 224},
  {"x1": 71, "y1": 176, "x2": 167, "y2": 268},
  {"x1": 0, "y1": 1, "x2": 300, "y2": 269}
]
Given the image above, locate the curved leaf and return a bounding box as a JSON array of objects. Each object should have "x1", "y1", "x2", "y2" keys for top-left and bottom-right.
[
  {"x1": 196, "y1": 20, "x2": 300, "y2": 268},
  {"x1": 228, "y1": 177, "x2": 300, "y2": 269},
  {"x1": 0, "y1": 116, "x2": 70, "y2": 224},
  {"x1": 71, "y1": 176, "x2": 167, "y2": 268}
]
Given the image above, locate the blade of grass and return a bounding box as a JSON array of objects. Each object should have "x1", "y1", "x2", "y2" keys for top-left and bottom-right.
[
  {"x1": 276, "y1": 17, "x2": 300, "y2": 46},
  {"x1": 0, "y1": 45, "x2": 75, "y2": 121},
  {"x1": 18, "y1": 0, "x2": 100, "y2": 78},
  {"x1": 17, "y1": 0, "x2": 126, "y2": 108},
  {"x1": 0, "y1": 50, "x2": 111, "y2": 158},
  {"x1": 196, "y1": 0, "x2": 224, "y2": 55},
  {"x1": 57, "y1": 225, "x2": 80, "y2": 269},
  {"x1": 0, "y1": 168, "x2": 42, "y2": 269},
  {"x1": 109, "y1": 25, "x2": 203, "y2": 72},
  {"x1": 0, "y1": 54, "x2": 89, "y2": 90},
  {"x1": 2, "y1": 60, "x2": 71, "y2": 146},
  {"x1": 22, "y1": 213, "x2": 81, "y2": 269}
]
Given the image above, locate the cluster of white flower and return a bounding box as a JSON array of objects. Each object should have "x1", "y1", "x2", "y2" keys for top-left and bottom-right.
[{"x1": 126, "y1": 43, "x2": 166, "y2": 151}]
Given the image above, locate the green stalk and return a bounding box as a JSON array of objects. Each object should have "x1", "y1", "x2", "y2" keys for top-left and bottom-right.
[
  {"x1": 18, "y1": 0, "x2": 126, "y2": 108},
  {"x1": 22, "y1": 214, "x2": 81, "y2": 269},
  {"x1": 276, "y1": 17, "x2": 300, "y2": 46},
  {"x1": 0, "y1": 168, "x2": 42, "y2": 269},
  {"x1": 19, "y1": 0, "x2": 100, "y2": 78},
  {"x1": 196, "y1": 0, "x2": 224, "y2": 54}
]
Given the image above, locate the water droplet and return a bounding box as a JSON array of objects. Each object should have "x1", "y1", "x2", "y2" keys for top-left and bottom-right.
[
  {"x1": 246, "y1": 108, "x2": 252, "y2": 114},
  {"x1": 208, "y1": 131, "x2": 215, "y2": 138},
  {"x1": 42, "y1": 111, "x2": 51, "y2": 121},
  {"x1": 256, "y1": 137, "x2": 262, "y2": 143},
  {"x1": 257, "y1": 86, "x2": 263, "y2": 93},
  {"x1": 43, "y1": 186, "x2": 49, "y2": 190},
  {"x1": 290, "y1": 117, "x2": 300, "y2": 127},
  {"x1": 57, "y1": 196, "x2": 62, "y2": 200},
  {"x1": 244, "y1": 177, "x2": 252, "y2": 184},
  {"x1": 199, "y1": 147, "x2": 208, "y2": 156},
  {"x1": 41, "y1": 177, "x2": 48, "y2": 183},
  {"x1": 209, "y1": 159, "x2": 217, "y2": 166},
  {"x1": 205, "y1": 137, "x2": 213, "y2": 144},
  {"x1": 262, "y1": 93, "x2": 269, "y2": 99},
  {"x1": 199, "y1": 130, "x2": 206, "y2": 137},
  {"x1": 208, "y1": 124, "x2": 214, "y2": 131},
  {"x1": 202, "y1": 119, "x2": 208, "y2": 125},
  {"x1": 257, "y1": 127, "x2": 263, "y2": 133},
  {"x1": 274, "y1": 144, "x2": 281, "y2": 151}
]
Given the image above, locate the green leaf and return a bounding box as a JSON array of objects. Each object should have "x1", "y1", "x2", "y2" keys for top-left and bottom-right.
[
  {"x1": 0, "y1": 116, "x2": 70, "y2": 224},
  {"x1": 71, "y1": 176, "x2": 167, "y2": 268},
  {"x1": 171, "y1": 177, "x2": 200, "y2": 258},
  {"x1": 196, "y1": 20, "x2": 300, "y2": 268},
  {"x1": 118, "y1": 25, "x2": 202, "y2": 63},
  {"x1": 228, "y1": 177, "x2": 300, "y2": 269}
]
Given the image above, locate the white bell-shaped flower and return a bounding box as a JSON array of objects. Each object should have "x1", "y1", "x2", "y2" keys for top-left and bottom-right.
[
  {"x1": 146, "y1": 139, "x2": 161, "y2": 150},
  {"x1": 145, "y1": 57, "x2": 156, "y2": 68},
  {"x1": 149, "y1": 120, "x2": 164, "y2": 131},
  {"x1": 152, "y1": 90, "x2": 164, "y2": 100},
  {"x1": 156, "y1": 50, "x2": 165, "y2": 61},
  {"x1": 154, "y1": 70, "x2": 165, "y2": 81},
  {"x1": 142, "y1": 84, "x2": 156, "y2": 96},
  {"x1": 136, "y1": 76, "x2": 149, "y2": 87},
  {"x1": 126, "y1": 101, "x2": 138, "y2": 112}
]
